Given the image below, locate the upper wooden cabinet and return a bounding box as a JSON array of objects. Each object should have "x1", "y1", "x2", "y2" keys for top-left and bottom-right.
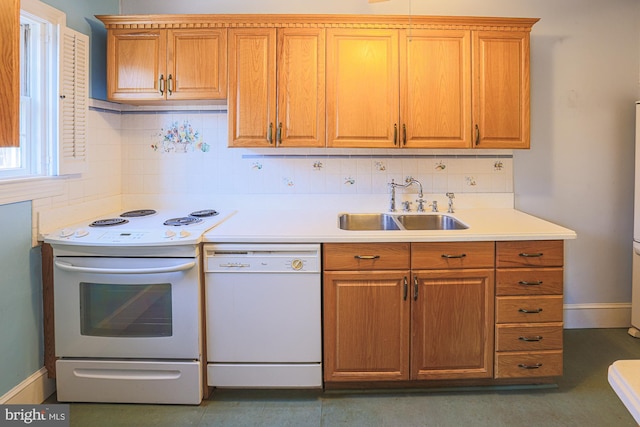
[
  {"x1": 400, "y1": 30, "x2": 472, "y2": 148},
  {"x1": 473, "y1": 31, "x2": 531, "y2": 149},
  {"x1": 98, "y1": 14, "x2": 537, "y2": 148},
  {"x1": 228, "y1": 27, "x2": 325, "y2": 147},
  {"x1": 104, "y1": 27, "x2": 227, "y2": 102},
  {"x1": 326, "y1": 29, "x2": 399, "y2": 148},
  {"x1": 0, "y1": 0, "x2": 19, "y2": 147}
]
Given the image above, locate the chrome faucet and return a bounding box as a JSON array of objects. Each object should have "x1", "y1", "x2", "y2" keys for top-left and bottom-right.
[{"x1": 388, "y1": 178, "x2": 424, "y2": 212}]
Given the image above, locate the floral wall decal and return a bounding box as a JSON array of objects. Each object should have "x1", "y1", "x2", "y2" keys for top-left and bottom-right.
[
  {"x1": 435, "y1": 161, "x2": 446, "y2": 171},
  {"x1": 494, "y1": 161, "x2": 504, "y2": 171},
  {"x1": 152, "y1": 120, "x2": 209, "y2": 153}
]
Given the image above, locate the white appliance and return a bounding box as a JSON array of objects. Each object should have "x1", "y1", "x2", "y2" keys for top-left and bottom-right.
[
  {"x1": 631, "y1": 103, "x2": 640, "y2": 337},
  {"x1": 204, "y1": 243, "x2": 322, "y2": 388},
  {"x1": 44, "y1": 208, "x2": 232, "y2": 404}
]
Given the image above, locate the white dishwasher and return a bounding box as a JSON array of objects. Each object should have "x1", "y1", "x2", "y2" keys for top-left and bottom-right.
[{"x1": 204, "y1": 243, "x2": 322, "y2": 388}]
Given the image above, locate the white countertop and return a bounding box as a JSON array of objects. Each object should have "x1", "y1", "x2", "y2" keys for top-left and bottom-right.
[{"x1": 204, "y1": 207, "x2": 577, "y2": 243}]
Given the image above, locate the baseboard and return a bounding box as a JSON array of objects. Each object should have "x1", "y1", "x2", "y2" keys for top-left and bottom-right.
[
  {"x1": 0, "y1": 367, "x2": 56, "y2": 405},
  {"x1": 564, "y1": 302, "x2": 631, "y2": 329}
]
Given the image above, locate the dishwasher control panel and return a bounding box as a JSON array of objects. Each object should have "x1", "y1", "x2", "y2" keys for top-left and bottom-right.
[{"x1": 204, "y1": 243, "x2": 320, "y2": 273}]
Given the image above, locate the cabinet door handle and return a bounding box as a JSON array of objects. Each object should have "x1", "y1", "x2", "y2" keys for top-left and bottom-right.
[
  {"x1": 518, "y1": 308, "x2": 543, "y2": 314},
  {"x1": 353, "y1": 255, "x2": 380, "y2": 260},
  {"x1": 518, "y1": 363, "x2": 543, "y2": 370},
  {"x1": 277, "y1": 122, "x2": 283, "y2": 145},
  {"x1": 413, "y1": 275, "x2": 419, "y2": 301},
  {"x1": 474, "y1": 124, "x2": 480, "y2": 145},
  {"x1": 267, "y1": 122, "x2": 273, "y2": 144},
  {"x1": 159, "y1": 74, "x2": 165, "y2": 95},
  {"x1": 518, "y1": 280, "x2": 543, "y2": 286},
  {"x1": 518, "y1": 336, "x2": 543, "y2": 342},
  {"x1": 519, "y1": 252, "x2": 544, "y2": 258},
  {"x1": 393, "y1": 123, "x2": 398, "y2": 145},
  {"x1": 441, "y1": 253, "x2": 467, "y2": 259},
  {"x1": 167, "y1": 74, "x2": 173, "y2": 95},
  {"x1": 402, "y1": 123, "x2": 407, "y2": 145},
  {"x1": 403, "y1": 276, "x2": 408, "y2": 301}
]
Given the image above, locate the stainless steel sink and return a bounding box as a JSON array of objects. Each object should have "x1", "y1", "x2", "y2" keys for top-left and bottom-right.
[
  {"x1": 396, "y1": 214, "x2": 468, "y2": 230},
  {"x1": 338, "y1": 213, "x2": 468, "y2": 231},
  {"x1": 338, "y1": 213, "x2": 401, "y2": 231}
]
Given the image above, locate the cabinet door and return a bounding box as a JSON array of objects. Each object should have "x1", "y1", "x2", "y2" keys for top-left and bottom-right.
[
  {"x1": 107, "y1": 29, "x2": 166, "y2": 102},
  {"x1": 326, "y1": 29, "x2": 399, "y2": 148},
  {"x1": 276, "y1": 28, "x2": 325, "y2": 147},
  {"x1": 323, "y1": 271, "x2": 410, "y2": 382},
  {"x1": 412, "y1": 269, "x2": 494, "y2": 380},
  {"x1": 228, "y1": 28, "x2": 277, "y2": 147},
  {"x1": 167, "y1": 29, "x2": 227, "y2": 100},
  {"x1": 472, "y1": 31, "x2": 530, "y2": 149},
  {"x1": 400, "y1": 30, "x2": 471, "y2": 148}
]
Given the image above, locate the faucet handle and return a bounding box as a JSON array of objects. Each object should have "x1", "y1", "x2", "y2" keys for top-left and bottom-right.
[{"x1": 415, "y1": 198, "x2": 426, "y2": 212}]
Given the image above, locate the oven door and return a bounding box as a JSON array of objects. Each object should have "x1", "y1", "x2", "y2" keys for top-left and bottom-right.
[{"x1": 53, "y1": 256, "x2": 200, "y2": 359}]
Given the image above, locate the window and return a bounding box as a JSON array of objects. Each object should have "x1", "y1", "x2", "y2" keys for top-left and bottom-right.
[{"x1": 0, "y1": 0, "x2": 86, "y2": 180}]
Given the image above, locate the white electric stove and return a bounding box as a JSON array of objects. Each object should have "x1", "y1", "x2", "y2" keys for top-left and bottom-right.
[{"x1": 44, "y1": 207, "x2": 235, "y2": 405}]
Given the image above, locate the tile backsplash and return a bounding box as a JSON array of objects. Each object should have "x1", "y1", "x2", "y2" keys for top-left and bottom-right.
[{"x1": 119, "y1": 108, "x2": 513, "y2": 197}]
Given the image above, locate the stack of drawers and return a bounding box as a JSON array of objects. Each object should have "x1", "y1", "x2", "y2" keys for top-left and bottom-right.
[{"x1": 494, "y1": 240, "x2": 564, "y2": 379}]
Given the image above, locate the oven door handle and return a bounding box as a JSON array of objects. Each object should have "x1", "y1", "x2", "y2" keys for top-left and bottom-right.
[{"x1": 54, "y1": 260, "x2": 196, "y2": 274}]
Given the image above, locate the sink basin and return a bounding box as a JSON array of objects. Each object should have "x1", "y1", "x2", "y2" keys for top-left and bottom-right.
[
  {"x1": 338, "y1": 213, "x2": 401, "y2": 231},
  {"x1": 338, "y1": 213, "x2": 468, "y2": 231},
  {"x1": 396, "y1": 214, "x2": 468, "y2": 230}
]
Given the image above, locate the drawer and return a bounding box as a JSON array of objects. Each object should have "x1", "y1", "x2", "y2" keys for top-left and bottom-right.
[
  {"x1": 495, "y1": 350, "x2": 563, "y2": 379},
  {"x1": 496, "y1": 268, "x2": 563, "y2": 296},
  {"x1": 323, "y1": 243, "x2": 410, "y2": 270},
  {"x1": 495, "y1": 323, "x2": 563, "y2": 351},
  {"x1": 411, "y1": 242, "x2": 494, "y2": 269},
  {"x1": 496, "y1": 241, "x2": 563, "y2": 268},
  {"x1": 496, "y1": 295, "x2": 563, "y2": 323}
]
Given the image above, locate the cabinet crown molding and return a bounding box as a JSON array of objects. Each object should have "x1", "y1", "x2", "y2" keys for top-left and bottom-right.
[{"x1": 96, "y1": 14, "x2": 539, "y2": 32}]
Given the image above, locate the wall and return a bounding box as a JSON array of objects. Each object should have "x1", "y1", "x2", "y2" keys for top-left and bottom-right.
[
  {"x1": 120, "y1": 0, "x2": 640, "y2": 327},
  {"x1": 0, "y1": 202, "x2": 41, "y2": 397}
]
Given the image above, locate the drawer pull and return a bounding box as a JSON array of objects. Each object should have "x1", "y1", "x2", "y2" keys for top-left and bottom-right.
[
  {"x1": 518, "y1": 308, "x2": 543, "y2": 314},
  {"x1": 518, "y1": 280, "x2": 543, "y2": 286},
  {"x1": 354, "y1": 255, "x2": 380, "y2": 260},
  {"x1": 518, "y1": 336, "x2": 543, "y2": 342},
  {"x1": 518, "y1": 363, "x2": 543, "y2": 370},
  {"x1": 441, "y1": 253, "x2": 467, "y2": 259},
  {"x1": 519, "y1": 252, "x2": 543, "y2": 258},
  {"x1": 403, "y1": 276, "x2": 408, "y2": 301}
]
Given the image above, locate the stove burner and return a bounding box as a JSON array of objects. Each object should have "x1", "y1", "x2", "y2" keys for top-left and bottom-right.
[
  {"x1": 163, "y1": 216, "x2": 203, "y2": 226},
  {"x1": 90, "y1": 218, "x2": 129, "y2": 227},
  {"x1": 120, "y1": 209, "x2": 157, "y2": 218},
  {"x1": 189, "y1": 209, "x2": 219, "y2": 218}
]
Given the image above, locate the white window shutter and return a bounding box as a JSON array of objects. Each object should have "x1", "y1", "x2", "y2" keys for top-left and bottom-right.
[{"x1": 58, "y1": 27, "x2": 88, "y2": 175}]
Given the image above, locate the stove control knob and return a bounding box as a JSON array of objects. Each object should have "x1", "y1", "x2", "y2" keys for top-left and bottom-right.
[
  {"x1": 74, "y1": 229, "x2": 89, "y2": 238},
  {"x1": 179, "y1": 230, "x2": 191, "y2": 238},
  {"x1": 291, "y1": 259, "x2": 304, "y2": 271},
  {"x1": 164, "y1": 230, "x2": 176, "y2": 238},
  {"x1": 59, "y1": 228, "x2": 74, "y2": 238}
]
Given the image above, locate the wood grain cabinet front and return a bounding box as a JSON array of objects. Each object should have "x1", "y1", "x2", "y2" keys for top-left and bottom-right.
[
  {"x1": 494, "y1": 240, "x2": 564, "y2": 379},
  {"x1": 228, "y1": 28, "x2": 325, "y2": 147},
  {"x1": 323, "y1": 242, "x2": 495, "y2": 384},
  {"x1": 106, "y1": 28, "x2": 227, "y2": 102}
]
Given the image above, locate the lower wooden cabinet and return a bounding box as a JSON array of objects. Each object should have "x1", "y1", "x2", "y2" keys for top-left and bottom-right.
[
  {"x1": 495, "y1": 240, "x2": 564, "y2": 380},
  {"x1": 323, "y1": 242, "x2": 495, "y2": 383},
  {"x1": 323, "y1": 240, "x2": 566, "y2": 387}
]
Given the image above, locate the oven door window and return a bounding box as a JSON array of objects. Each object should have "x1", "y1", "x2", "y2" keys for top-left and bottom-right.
[{"x1": 80, "y1": 282, "x2": 172, "y2": 337}]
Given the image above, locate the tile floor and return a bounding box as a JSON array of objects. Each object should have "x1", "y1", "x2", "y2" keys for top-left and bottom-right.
[{"x1": 47, "y1": 328, "x2": 640, "y2": 426}]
